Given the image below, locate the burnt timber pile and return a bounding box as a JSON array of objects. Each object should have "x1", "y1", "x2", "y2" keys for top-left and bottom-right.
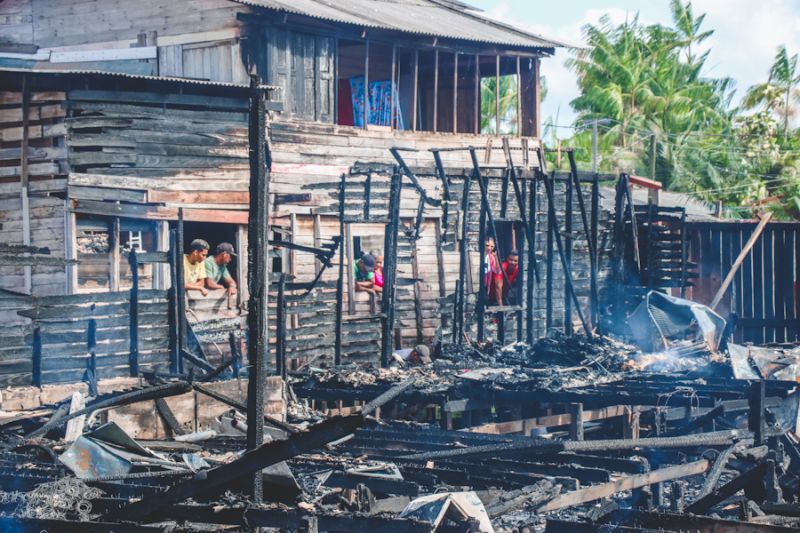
[{"x1": 2, "y1": 0, "x2": 800, "y2": 532}]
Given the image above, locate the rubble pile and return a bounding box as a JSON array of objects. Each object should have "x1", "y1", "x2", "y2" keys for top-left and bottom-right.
[{"x1": 2, "y1": 328, "x2": 800, "y2": 532}]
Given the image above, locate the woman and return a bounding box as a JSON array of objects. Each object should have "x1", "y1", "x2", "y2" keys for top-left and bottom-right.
[
  {"x1": 484, "y1": 237, "x2": 503, "y2": 306},
  {"x1": 371, "y1": 250, "x2": 384, "y2": 291}
]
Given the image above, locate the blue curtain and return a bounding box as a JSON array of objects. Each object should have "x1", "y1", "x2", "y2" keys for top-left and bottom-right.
[{"x1": 350, "y1": 76, "x2": 404, "y2": 129}]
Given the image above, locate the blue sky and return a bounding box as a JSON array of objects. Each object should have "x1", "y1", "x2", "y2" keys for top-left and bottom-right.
[{"x1": 466, "y1": 0, "x2": 800, "y2": 137}]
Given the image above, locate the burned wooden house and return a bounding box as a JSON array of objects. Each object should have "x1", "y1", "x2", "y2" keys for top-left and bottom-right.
[{"x1": 0, "y1": 0, "x2": 602, "y2": 383}]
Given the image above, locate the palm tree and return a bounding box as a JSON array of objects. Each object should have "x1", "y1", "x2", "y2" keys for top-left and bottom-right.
[
  {"x1": 742, "y1": 45, "x2": 800, "y2": 140},
  {"x1": 480, "y1": 75, "x2": 518, "y2": 134},
  {"x1": 669, "y1": 0, "x2": 713, "y2": 65}
]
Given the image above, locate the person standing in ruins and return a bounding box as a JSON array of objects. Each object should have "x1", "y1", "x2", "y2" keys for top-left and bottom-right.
[
  {"x1": 354, "y1": 253, "x2": 377, "y2": 293},
  {"x1": 371, "y1": 251, "x2": 384, "y2": 292},
  {"x1": 484, "y1": 237, "x2": 504, "y2": 306}
]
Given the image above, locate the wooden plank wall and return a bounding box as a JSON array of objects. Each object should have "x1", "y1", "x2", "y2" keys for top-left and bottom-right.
[
  {"x1": 0, "y1": 290, "x2": 170, "y2": 387},
  {"x1": 0, "y1": 0, "x2": 33, "y2": 46},
  {"x1": 30, "y1": 0, "x2": 243, "y2": 49},
  {"x1": 0, "y1": 89, "x2": 68, "y2": 297},
  {"x1": 64, "y1": 89, "x2": 251, "y2": 222},
  {"x1": 685, "y1": 221, "x2": 800, "y2": 344}
]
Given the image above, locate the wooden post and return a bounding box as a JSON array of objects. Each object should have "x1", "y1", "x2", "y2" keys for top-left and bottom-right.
[
  {"x1": 453, "y1": 52, "x2": 459, "y2": 133},
  {"x1": 569, "y1": 402, "x2": 584, "y2": 441},
  {"x1": 433, "y1": 49, "x2": 439, "y2": 132},
  {"x1": 516, "y1": 55, "x2": 522, "y2": 136},
  {"x1": 390, "y1": 44, "x2": 397, "y2": 130},
  {"x1": 20, "y1": 74, "x2": 31, "y2": 293},
  {"x1": 176, "y1": 210, "x2": 185, "y2": 373},
  {"x1": 246, "y1": 75, "x2": 271, "y2": 502},
  {"x1": 86, "y1": 318, "x2": 97, "y2": 396},
  {"x1": 168, "y1": 229, "x2": 179, "y2": 374},
  {"x1": 345, "y1": 223, "x2": 355, "y2": 315},
  {"x1": 591, "y1": 173, "x2": 600, "y2": 326},
  {"x1": 128, "y1": 250, "x2": 139, "y2": 377},
  {"x1": 477, "y1": 178, "x2": 488, "y2": 341},
  {"x1": 412, "y1": 50, "x2": 419, "y2": 132},
  {"x1": 534, "y1": 58, "x2": 541, "y2": 138},
  {"x1": 474, "y1": 54, "x2": 480, "y2": 134},
  {"x1": 381, "y1": 171, "x2": 401, "y2": 367},
  {"x1": 110, "y1": 217, "x2": 121, "y2": 292},
  {"x1": 275, "y1": 273, "x2": 287, "y2": 380},
  {"x1": 526, "y1": 173, "x2": 537, "y2": 343},
  {"x1": 32, "y1": 326, "x2": 41, "y2": 387},
  {"x1": 495, "y1": 55, "x2": 500, "y2": 134},
  {"x1": 363, "y1": 39, "x2": 370, "y2": 129},
  {"x1": 334, "y1": 174, "x2": 346, "y2": 365},
  {"x1": 565, "y1": 168, "x2": 574, "y2": 335},
  {"x1": 411, "y1": 239, "x2": 423, "y2": 343},
  {"x1": 456, "y1": 173, "x2": 472, "y2": 344},
  {"x1": 236, "y1": 224, "x2": 248, "y2": 306},
  {"x1": 749, "y1": 380, "x2": 765, "y2": 446},
  {"x1": 154, "y1": 221, "x2": 170, "y2": 291},
  {"x1": 65, "y1": 211, "x2": 78, "y2": 294}
]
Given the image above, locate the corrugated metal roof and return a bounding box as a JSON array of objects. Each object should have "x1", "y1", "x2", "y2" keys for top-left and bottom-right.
[
  {"x1": 233, "y1": 0, "x2": 569, "y2": 50},
  {"x1": 0, "y1": 66, "x2": 277, "y2": 91}
]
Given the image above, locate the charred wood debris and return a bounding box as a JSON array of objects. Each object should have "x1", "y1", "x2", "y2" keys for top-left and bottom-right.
[{"x1": 3, "y1": 319, "x2": 800, "y2": 533}]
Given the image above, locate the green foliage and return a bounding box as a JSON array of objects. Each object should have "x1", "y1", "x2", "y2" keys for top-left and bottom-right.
[
  {"x1": 557, "y1": 1, "x2": 800, "y2": 219},
  {"x1": 481, "y1": 75, "x2": 518, "y2": 134}
]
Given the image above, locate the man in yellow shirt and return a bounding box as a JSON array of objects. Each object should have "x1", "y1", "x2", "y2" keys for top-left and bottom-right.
[{"x1": 183, "y1": 239, "x2": 210, "y2": 296}]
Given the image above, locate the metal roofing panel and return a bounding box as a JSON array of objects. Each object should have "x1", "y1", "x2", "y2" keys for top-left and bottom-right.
[
  {"x1": 233, "y1": 0, "x2": 569, "y2": 49},
  {"x1": 0, "y1": 66, "x2": 277, "y2": 90}
]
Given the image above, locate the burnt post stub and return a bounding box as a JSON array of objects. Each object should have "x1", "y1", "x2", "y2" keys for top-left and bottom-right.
[
  {"x1": 380, "y1": 170, "x2": 402, "y2": 368},
  {"x1": 128, "y1": 249, "x2": 139, "y2": 377},
  {"x1": 334, "y1": 173, "x2": 345, "y2": 366},
  {"x1": 749, "y1": 380, "x2": 766, "y2": 446}
]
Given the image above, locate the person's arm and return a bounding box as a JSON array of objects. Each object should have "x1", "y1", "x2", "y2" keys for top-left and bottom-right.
[
  {"x1": 355, "y1": 280, "x2": 375, "y2": 292},
  {"x1": 493, "y1": 274, "x2": 504, "y2": 305},
  {"x1": 185, "y1": 279, "x2": 208, "y2": 296},
  {"x1": 222, "y1": 273, "x2": 237, "y2": 295},
  {"x1": 205, "y1": 277, "x2": 225, "y2": 290}
]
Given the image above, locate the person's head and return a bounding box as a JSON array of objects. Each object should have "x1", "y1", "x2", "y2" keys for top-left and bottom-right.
[
  {"x1": 410, "y1": 344, "x2": 431, "y2": 365},
  {"x1": 358, "y1": 253, "x2": 375, "y2": 274},
  {"x1": 485, "y1": 237, "x2": 496, "y2": 254},
  {"x1": 369, "y1": 250, "x2": 383, "y2": 269},
  {"x1": 188, "y1": 239, "x2": 210, "y2": 263},
  {"x1": 506, "y1": 250, "x2": 519, "y2": 267},
  {"x1": 214, "y1": 242, "x2": 237, "y2": 265}
]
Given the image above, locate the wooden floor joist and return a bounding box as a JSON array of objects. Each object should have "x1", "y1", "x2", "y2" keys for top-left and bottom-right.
[{"x1": 537, "y1": 459, "x2": 709, "y2": 512}]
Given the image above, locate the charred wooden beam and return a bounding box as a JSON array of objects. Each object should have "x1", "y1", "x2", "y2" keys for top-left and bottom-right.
[
  {"x1": 538, "y1": 459, "x2": 709, "y2": 512},
  {"x1": 246, "y1": 74, "x2": 272, "y2": 502},
  {"x1": 362, "y1": 378, "x2": 417, "y2": 416},
  {"x1": 103, "y1": 415, "x2": 364, "y2": 522},
  {"x1": 402, "y1": 430, "x2": 754, "y2": 461}
]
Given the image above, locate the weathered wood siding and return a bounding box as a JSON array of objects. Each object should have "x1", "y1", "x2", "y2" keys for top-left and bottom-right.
[
  {"x1": 65, "y1": 88, "x2": 251, "y2": 222},
  {"x1": 0, "y1": 290, "x2": 170, "y2": 387},
  {"x1": 0, "y1": 0, "x2": 33, "y2": 46},
  {"x1": 0, "y1": 89, "x2": 68, "y2": 297},
  {"x1": 30, "y1": 0, "x2": 243, "y2": 49}
]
